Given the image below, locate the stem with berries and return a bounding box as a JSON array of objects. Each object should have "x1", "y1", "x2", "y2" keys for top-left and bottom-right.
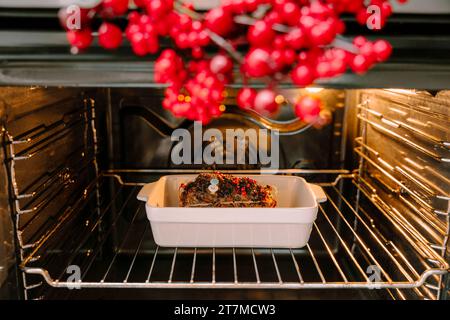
[{"x1": 61, "y1": 0, "x2": 404, "y2": 125}]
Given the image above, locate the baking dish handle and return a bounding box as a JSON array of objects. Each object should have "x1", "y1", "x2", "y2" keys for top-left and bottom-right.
[
  {"x1": 309, "y1": 183, "x2": 327, "y2": 203},
  {"x1": 137, "y1": 182, "x2": 158, "y2": 202}
]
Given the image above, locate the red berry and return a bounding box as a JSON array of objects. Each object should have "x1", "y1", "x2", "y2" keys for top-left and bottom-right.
[
  {"x1": 199, "y1": 113, "x2": 212, "y2": 125},
  {"x1": 134, "y1": 0, "x2": 146, "y2": 7},
  {"x1": 309, "y1": 1, "x2": 332, "y2": 19},
  {"x1": 171, "y1": 102, "x2": 191, "y2": 117},
  {"x1": 270, "y1": 49, "x2": 285, "y2": 71},
  {"x1": 245, "y1": 0, "x2": 259, "y2": 12},
  {"x1": 274, "y1": 36, "x2": 286, "y2": 49},
  {"x1": 381, "y1": 2, "x2": 393, "y2": 17},
  {"x1": 125, "y1": 23, "x2": 140, "y2": 41},
  {"x1": 231, "y1": 0, "x2": 247, "y2": 14},
  {"x1": 146, "y1": 36, "x2": 160, "y2": 54},
  {"x1": 175, "y1": 32, "x2": 190, "y2": 49},
  {"x1": 209, "y1": 105, "x2": 223, "y2": 118},
  {"x1": 177, "y1": 14, "x2": 193, "y2": 32},
  {"x1": 142, "y1": 22, "x2": 157, "y2": 38},
  {"x1": 204, "y1": 7, "x2": 234, "y2": 36},
  {"x1": 237, "y1": 88, "x2": 257, "y2": 110},
  {"x1": 155, "y1": 18, "x2": 171, "y2": 36},
  {"x1": 139, "y1": 14, "x2": 152, "y2": 28},
  {"x1": 221, "y1": 0, "x2": 234, "y2": 12},
  {"x1": 197, "y1": 31, "x2": 210, "y2": 46},
  {"x1": 291, "y1": 64, "x2": 315, "y2": 86},
  {"x1": 253, "y1": 89, "x2": 279, "y2": 116},
  {"x1": 283, "y1": 49, "x2": 296, "y2": 65},
  {"x1": 210, "y1": 54, "x2": 234, "y2": 75},
  {"x1": 339, "y1": 0, "x2": 364, "y2": 13},
  {"x1": 191, "y1": 20, "x2": 203, "y2": 32},
  {"x1": 66, "y1": 28, "x2": 93, "y2": 50},
  {"x1": 330, "y1": 58, "x2": 346, "y2": 76},
  {"x1": 192, "y1": 47, "x2": 204, "y2": 59},
  {"x1": 146, "y1": 0, "x2": 173, "y2": 18},
  {"x1": 334, "y1": 19, "x2": 346, "y2": 34},
  {"x1": 160, "y1": 48, "x2": 177, "y2": 60},
  {"x1": 272, "y1": 0, "x2": 288, "y2": 12},
  {"x1": 373, "y1": 40, "x2": 392, "y2": 62},
  {"x1": 244, "y1": 48, "x2": 273, "y2": 78},
  {"x1": 279, "y1": 2, "x2": 301, "y2": 26},
  {"x1": 130, "y1": 32, "x2": 148, "y2": 56},
  {"x1": 316, "y1": 61, "x2": 332, "y2": 78},
  {"x1": 356, "y1": 8, "x2": 369, "y2": 25},
  {"x1": 353, "y1": 36, "x2": 368, "y2": 48},
  {"x1": 299, "y1": 15, "x2": 315, "y2": 32},
  {"x1": 295, "y1": 95, "x2": 321, "y2": 123},
  {"x1": 285, "y1": 28, "x2": 306, "y2": 50},
  {"x1": 350, "y1": 54, "x2": 370, "y2": 74},
  {"x1": 127, "y1": 11, "x2": 141, "y2": 24},
  {"x1": 102, "y1": 0, "x2": 129, "y2": 16},
  {"x1": 330, "y1": 48, "x2": 347, "y2": 61},
  {"x1": 248, "y1": 20, "x2": 276, "y2": 47},
  {"x1": 98, "y1": 22, "x2": 123, "y2": 50},
  {"x1": 264, "y1": 10, "x2": 282, "y2": 25},
  {"x1": 360, "y1": 41, "x2": 378, "y2": 62},
  {"x1": 309, "y1": 21, "x2": 336, "y2": 46},
  {"x1": 187, "y1": 31, "x2": 199, "y2": 46}
]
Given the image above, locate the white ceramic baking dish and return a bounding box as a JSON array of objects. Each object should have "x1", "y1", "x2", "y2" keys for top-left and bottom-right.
[{"x1": 137, "y1": 174, "x2": 327, "y2": 248}]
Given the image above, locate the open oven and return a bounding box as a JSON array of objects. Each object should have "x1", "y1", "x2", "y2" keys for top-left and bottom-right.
[{"x1": 0, "y1": 1, "x2": 449, "y2": 300}]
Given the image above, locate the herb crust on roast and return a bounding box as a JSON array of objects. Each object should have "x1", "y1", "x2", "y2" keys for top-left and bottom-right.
[{"x1": 179, "y1": 173, "x2": 276, "y2": 208}]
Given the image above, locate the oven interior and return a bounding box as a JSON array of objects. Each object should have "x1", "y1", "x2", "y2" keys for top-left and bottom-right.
[{"x1": 0, "y1": 87, "x2": 449, "y2": 300}]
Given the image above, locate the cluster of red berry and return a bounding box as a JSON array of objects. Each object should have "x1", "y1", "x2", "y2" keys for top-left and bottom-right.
[
  {"x1": 126, "y1": 1, "x2": 212, "y2": 57},
  {"x1": 232, "y1": 0, "x2": 398, "y2": 121},
  {"x1": 61, "y1": 0, "x2": 407, "y2": 125},
  {"x1": 156, "y1": 49, "x2": 232, "y2": 124},
  {"x1": 62, "y1": 0, "x2": 130, "y2": 51},
  {"x1": 290, "y1": 37, "x2": 391, "y2": 85}
]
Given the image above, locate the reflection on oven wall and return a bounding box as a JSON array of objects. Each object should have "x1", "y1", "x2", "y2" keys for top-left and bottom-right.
[
  {"x1": 355, "y1": 89, "x2": 450, "y2": 263},
  {"x1": 0, "y1": 86, "x2": 98, "y2": 299},
  {"x1": 116, "y1": 88, "x2": 346, "y2": 172}
]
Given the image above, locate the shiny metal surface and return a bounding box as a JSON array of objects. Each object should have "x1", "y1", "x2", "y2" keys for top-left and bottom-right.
[{"x1": 354, "y1": 89, "x2": 450, "y2": 299}]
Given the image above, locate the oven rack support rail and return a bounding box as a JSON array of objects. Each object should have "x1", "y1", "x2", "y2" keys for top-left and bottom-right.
[
  {"x1": 3, "y1": 95, "x2": 99, "y2": 300},
  {"x1": 355, "y1": 91, "x2": 450, "y2": 300},
  {"x1": 20, "y1": 171, "x2": 449, "y2": 295}
]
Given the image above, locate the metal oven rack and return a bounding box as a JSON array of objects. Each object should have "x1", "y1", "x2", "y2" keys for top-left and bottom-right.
[
  {"x1": 2, "y1": 93, "x2": 99, "y2": 300},
  {"x1": 4, "y1": 88, "x2": 449, "y2": 300},
  {"x1": 354, "y1": 90, "x2": 450, "y2": 300},
  {"x1": 20, "y1": 170, "x2": 449, "y2": 299}
]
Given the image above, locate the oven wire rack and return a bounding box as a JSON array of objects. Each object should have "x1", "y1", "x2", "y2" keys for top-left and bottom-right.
[{"x1": 20, "y1": 171, "x2": 449, "y2": 297}]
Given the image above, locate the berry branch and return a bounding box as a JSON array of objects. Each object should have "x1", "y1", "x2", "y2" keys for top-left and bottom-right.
[{"x1": 61, "y1": 0, "x2": 407, "y2": 125}]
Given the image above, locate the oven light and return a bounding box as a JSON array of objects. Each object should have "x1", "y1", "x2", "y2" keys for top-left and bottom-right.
[
  {"x1": 275, "y1": 95, "x2": 285, "y2": 104},
  {"x1": 305, "y1": 87, "x2": 324, "y2": 93}
]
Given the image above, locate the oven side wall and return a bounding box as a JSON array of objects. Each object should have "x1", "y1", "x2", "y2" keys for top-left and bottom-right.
[
  {"x1": 0, "y1": 97, "x2": 20, "y2": 299},
  {"x1": 0, "y1": 86, "x2": 98, "y2": 300},
  {"x1": 347, "y1": 89, "x2": 450, "y2": 300}
]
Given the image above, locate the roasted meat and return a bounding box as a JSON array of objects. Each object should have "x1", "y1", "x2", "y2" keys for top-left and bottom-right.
[{"x1": 179, "y1": 172, "x2": 276, "y2": 208}]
